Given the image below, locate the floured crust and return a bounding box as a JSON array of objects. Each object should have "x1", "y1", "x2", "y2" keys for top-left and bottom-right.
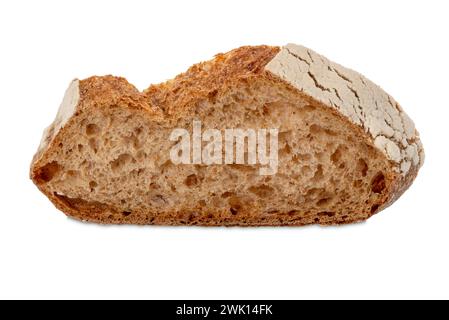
[
  {"x1": 30, "y1": 44, "x2": 424, "y2": 226},
  {"x1": 33, "y1": 80, "x2": 80, "y2": 165},
  {"x1": 265, "y1": 44, "x2": 424, "y2": 176}
]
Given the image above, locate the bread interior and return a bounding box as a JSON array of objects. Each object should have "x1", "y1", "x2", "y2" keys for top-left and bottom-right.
[{"x1": 34, "y1": 78, "x2": 391, "y2": 225}]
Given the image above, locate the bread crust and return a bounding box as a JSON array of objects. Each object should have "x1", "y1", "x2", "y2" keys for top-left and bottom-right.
[
  {"x1": 30, "y1": 44, "x2": 423, "y2": 226},
  {"x1": 265, "y1": 44, "x2": 424, "y2": 177}
]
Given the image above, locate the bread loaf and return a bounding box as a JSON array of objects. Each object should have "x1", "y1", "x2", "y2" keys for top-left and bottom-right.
[{"x1": 30, "y1": 43, "x2": 424, "y2": 226}]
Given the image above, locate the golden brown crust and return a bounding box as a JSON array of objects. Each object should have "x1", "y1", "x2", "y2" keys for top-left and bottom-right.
[
  {"x1": 144, "y1": 45, "x2": 280, "y2": 118},
  {"x1": 30, "y1": 45, "x2": 422, "y2": 226}
]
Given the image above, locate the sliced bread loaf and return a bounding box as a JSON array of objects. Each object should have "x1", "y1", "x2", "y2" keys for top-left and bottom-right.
[{"x1": 30, "y1": 44, "x2": 424, "y2": 226}]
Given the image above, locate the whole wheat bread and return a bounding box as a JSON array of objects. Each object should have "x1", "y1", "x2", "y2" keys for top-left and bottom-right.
[{"x1": 30, "y1": 44, "x2": 424, "y2": 226}]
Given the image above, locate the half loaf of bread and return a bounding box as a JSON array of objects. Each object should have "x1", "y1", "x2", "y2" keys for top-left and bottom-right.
[{"x1": 30, "y1": 43, "x2": 424, "y2": 226}]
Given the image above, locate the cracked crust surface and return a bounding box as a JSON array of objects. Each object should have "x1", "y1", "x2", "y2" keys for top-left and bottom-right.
[
  {"x1": 265, "y1": 44, "x2": 424, "y2": 176},
  {"x1": 30, "y1": 44, "x2": 424, "y2": 226}
]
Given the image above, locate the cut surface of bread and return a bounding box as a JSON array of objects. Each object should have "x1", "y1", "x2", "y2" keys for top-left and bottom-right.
[{"x1": 30, "y1": 44, "x2": 424, "y2": 226}]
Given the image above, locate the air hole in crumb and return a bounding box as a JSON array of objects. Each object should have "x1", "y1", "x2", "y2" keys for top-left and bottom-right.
[
  {"x1": 77, "y1": 144, "x2": 84, "y2": 152},
  {"x1": 66, "y1": 170, "x2": 79, "y2": 178},
  {"x1": 136, "y1": 150, "x2": 147, "y2": 160},
  {"x1": 278, "y1": 131, "x2": 291, "y2": 141},
  {"x1": 305, "y1": 187, "x2": 325, "y2": 200},
  {"x1": 262, "y1": 104, "x2": 270, "y2": 116},
  {"x1": 89, "y1": 181, "x2": 97, "y2": 191},
  {"x1": 371, "y1": 204, "x2": 380, "y2": 213},
  {"x1": 228, "y1": 164, "x2": 256, "y2": 172},
  {"x1": 160, "y1": 160, "x2": 173, "y2": 174},
  {"x1": 134, "y1": 126, "x2": 143, "y2": 136},
  {"x1": 184, "y1": 174, "x2": 198, "y2": 186},
  {"x1": 232, "y1": 93, "x2": 244, "y2": 103},
  {"x1": 35, "y1": 161, "x2": 61, "y2": 183},
  {"x1": 110, "y1": 153, "x2": 133, "y2": 172},
  {"x1": 248, "y1": 184, "x2": 274, "y2": 198},
  {"x1": 149, "y1": 182, "x2": 160, "y2": 189},
  {"x1": 312, "y1": 165, "x2": 323, "y2": 182},
  {"x1": 331, "y1": 146, "x2": 343, "y2": 164},
  {"x1": 300, "y1": 105, "x2": 316, "y2": 114},
  {"x1": 353, "y1": 180, "x2": 363, "y2": 188},
  {"x1": 123, "y1": 133, "x2": 141, "y2": 149},
  {"x1": 298, "y1": 153, "x2": 312, "y2": 161},
  {"x1": 198, "y1": 200, "x2": 207, "y2": 207},
  {"x1": 301, "y1": 165, "x2": 312, "y2": 176},
  {"x1": 309, "y1": 124, "x2": 323, "y2": 135},
  {"x1": 222, "y1": 104, "x2": 232, "y2": 113},
  {"x1": 371, "y1": 172, "x2": 386, "y2": 194},
  {"x1": 86, "y1": 124, "x2": 100, "y2": 136},
  {"x1": 208, "y1": 89, "x2": 218, "y2": 103},
  {"x1": 315, "y1": 152, "x2": 325, "y2": 161},
  {"x1": 122, "y1": 211, "x2": 132, "y2": 217},
  {"x1": 279, "y1": 143, "x2": 292, "y2": 156},
  {"x1": 357, "y1": 159, "x2": 368, "y2": 177},
  {"x1": 316, "y1": 197, "x2": 332, "y2": 207},
  {"x1": 309, "y1": 124, "x2": 336, "y2": 136},
  {"x1": 151, "y1": 195, "x2": 166, "y2": 205},
  {"x1": 221, "y1": 191, "x2": 234, "y2": 198},
  {"x1": 228, "y1": 196, "x2": 242, "y2": 213},
  {"x1": 88, "y1": 138, "x2": 98, "y2": 153},
  {"x1": 244, "y1": 86, "x2": 253, "y2": 96},
  {"x1": 318, "y1": 211, "x2": 335, "y2": 217},
  {"x1": 230, "y1": 208, "x2": 238, "y2": 215}
]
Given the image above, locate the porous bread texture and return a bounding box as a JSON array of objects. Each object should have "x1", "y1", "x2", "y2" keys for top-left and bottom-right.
[{"x1": 30, "y1": 44, "x2": 424, "y2": 226}]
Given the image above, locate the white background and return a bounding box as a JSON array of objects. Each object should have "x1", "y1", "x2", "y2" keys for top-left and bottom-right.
[{"x1": 0, "y1": 0, "x2": 448, "y2": 300}]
